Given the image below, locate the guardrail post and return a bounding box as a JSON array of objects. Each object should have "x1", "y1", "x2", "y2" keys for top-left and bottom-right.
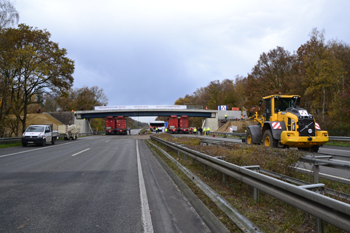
[
  {"x1": 316, "y1": 215, "x2": 324, "y2": 233},
  {"x1": 313, "y1": 163, "x2": 319, "y2": 184},
  {"x1": 300, "y1": 183, "x2": 325, "y2": 233},
  {"x1": 253, "y1": 185, "x2": 259, "y2": 202},
  {"x1": 222, "y1": 173, "x2": 227, "y2": 184},
  {"x1": 243, "y1": 166, "x2": 260, "y2": 202},
  {"x1": 316, "y1": 183, "x2": 324, "y2": 233}
]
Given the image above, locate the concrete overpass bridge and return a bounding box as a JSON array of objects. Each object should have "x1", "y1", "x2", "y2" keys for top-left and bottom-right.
[{"x1": 75, "y1": 109, "x2": 218, "y2": 119}]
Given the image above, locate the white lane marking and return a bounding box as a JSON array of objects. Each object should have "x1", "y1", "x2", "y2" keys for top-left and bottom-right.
[
  {"x1": 136, "y1": 140, "x2": 154, "y2": 233},
  {"x1": 321, "y1": 148, "x2": 350, "y2": 153},
  {"x1": 296, "y1": 167, "x2": 350, "y2": 182},
  {"x1": 105, "y1": 140, "x2": 110, "y2": 143},
  {"x1": 0, "y1": 141, "x2": 78, "y2": 158},
  {"x1": 71, "y1": 148, "x2": 90, "y2": 157}
]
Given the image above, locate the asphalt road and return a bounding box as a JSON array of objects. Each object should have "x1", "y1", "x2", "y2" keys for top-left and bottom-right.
[{"x1": 0, "y1": 134, "x2": 210, "y2": 233}]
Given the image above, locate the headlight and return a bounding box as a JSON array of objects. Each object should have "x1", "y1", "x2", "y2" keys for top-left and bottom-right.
[{"x1": 38, "y1": 134, "x2": 43, "y2": 138}]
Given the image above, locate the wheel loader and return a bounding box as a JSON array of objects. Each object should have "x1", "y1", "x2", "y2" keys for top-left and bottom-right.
[{"x1": 246, "y1": 94, "x2": 329, "y2": 152}]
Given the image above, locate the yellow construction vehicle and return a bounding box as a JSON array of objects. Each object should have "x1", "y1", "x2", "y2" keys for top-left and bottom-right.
[{"x1": 246, "y1": 94, "x2": 328, "y2": 152}]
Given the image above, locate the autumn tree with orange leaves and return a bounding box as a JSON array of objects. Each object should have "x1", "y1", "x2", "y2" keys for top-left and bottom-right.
[{"x1": 174, "y1": 28, "x2": 350, "y2": 135}]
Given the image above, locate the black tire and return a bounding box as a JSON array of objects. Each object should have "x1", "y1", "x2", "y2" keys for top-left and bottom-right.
[
  {"x1": 262, "y1": 130, "x2": 277, "y2": 148},
  {"x1": 311, "y1": 145, "x2": 319, "y2": 153},
  {"x1": 246, "y1": 129, "x2": 253, "y2": 145},
  {"x1": 52, "y1": 137, "x2": 55, "y2": 145},
  {"x1": 42, "y1": 139, "x2": 46, "y2": 147}
]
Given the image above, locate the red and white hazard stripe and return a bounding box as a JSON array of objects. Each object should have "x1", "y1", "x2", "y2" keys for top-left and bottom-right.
[
  {"x1": 315, "y1": 122, "x2": 321, "y2": 130},
  {"x1": 272, "y1": 122, "x2": 282, "y2": 129}
]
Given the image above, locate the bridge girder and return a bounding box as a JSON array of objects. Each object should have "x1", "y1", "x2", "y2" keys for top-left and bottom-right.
[{"x1": 76, "y1": 109, "x2": 217, "y2": 119}]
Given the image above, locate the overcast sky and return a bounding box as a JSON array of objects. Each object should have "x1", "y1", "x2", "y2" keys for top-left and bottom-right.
[{"x1": 16, "y1": 0, "x2": 349, "y2": 113}]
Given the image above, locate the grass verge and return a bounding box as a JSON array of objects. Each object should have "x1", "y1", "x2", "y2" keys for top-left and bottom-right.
[
  {"x1": 146, "y1": 140, "x2": 240, "y2": 232},
  {"x1": 325, "y1": 141, "x2": 350, "y2": 147},
  {"x1": 0, "y1": 142, "x2": 22, "y2": 148},
  {"x1": 148, "y1": 134, "x2": 348, "y2": 232}
]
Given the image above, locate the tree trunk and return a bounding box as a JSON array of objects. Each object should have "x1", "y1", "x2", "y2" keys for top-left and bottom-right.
[{"x1": 322, "y1": 86, "x2": 325, "y2": 118}]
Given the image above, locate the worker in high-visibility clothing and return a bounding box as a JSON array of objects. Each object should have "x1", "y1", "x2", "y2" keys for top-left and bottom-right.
[
  {"x1": 165, "y1": 128, "x2": 168, "y2": 133},
  {"x1": 225, "y1": 114, "x2": 227, "y2": 120},
  {"x1": 203, "y1": 127, "x2": 207, "y2": 136},
  {"x1": 193, "y1": 127, "x2": 197, "y2": 134},
  {"x1": 156, "y1": 127, "x2": 158, "y2": 133}
]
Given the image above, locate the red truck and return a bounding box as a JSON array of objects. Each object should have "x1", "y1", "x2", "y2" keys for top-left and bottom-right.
[
  {"x1": 178, "y1": 115, "x2": 189, "y2": 134},
  {"x1": 105, "y1": 116, "x2": 116, "y2": 135},
  {"x1": 167, "y1": 115, "x2": 179, "y2": 134},
  {"x1": 116, "y1": 116, "x2": 127, "y2": 135}
]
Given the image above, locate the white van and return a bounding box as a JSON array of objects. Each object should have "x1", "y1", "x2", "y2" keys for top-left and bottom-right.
[{"x1": 22, "y1": 125, "x2": 57, "y2": 147}]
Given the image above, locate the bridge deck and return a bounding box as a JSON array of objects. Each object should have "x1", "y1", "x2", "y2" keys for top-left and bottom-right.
[{"x1": 76, "y1": 109, "x2": 218, "y2": 119}]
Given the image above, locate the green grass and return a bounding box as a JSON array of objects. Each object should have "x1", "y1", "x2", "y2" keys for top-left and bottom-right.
[
  {"x1": 0, "y1": 142, "x2": 22, "y2": 148},
  {"x1": 325, "y1": 141, "x2": 350, "y2": 147}
]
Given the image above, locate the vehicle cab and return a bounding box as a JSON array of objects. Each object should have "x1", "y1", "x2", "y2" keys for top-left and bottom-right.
[{"x1": 22, "y1": 125, "x2": 53, "y2": 147}]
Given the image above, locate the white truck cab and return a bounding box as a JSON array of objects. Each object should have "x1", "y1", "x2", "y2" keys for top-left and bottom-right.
[{"x1": 22, "y1": 124, "x2": 57, "y2": 147}]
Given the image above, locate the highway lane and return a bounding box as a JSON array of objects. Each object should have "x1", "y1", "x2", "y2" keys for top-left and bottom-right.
[{"x1": 0, "y1": 136, "x2": 210, "y2": 232}]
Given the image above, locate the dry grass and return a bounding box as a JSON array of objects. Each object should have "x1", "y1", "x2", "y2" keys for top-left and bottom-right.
[
  {"x1": 150, "y1": 134, "x2": 347, "y2": 232},
  {"x1": 154, "y1": 134, "x2": 302, "y2": 177}
]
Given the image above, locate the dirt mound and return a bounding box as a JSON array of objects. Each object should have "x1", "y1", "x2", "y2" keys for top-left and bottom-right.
[
  {"x1": 5, "y1": 113, "x2": 64, "y2": 136},
  {"x1": 26, "y1": 113, "x2": 64, "y2": 131},
  {"x1": 215, "y1": 119, "x2": 257, "y2": 133}
]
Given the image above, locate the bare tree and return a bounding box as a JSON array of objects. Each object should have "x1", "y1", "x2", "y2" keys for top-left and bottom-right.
[{"x1": 0, "y1": 0, "x2": 19, "y2": 30}]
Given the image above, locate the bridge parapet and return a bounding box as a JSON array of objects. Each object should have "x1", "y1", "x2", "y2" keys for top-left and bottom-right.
[{"x1": 76, "y1": 109, "x2": 218, "y2": 119}]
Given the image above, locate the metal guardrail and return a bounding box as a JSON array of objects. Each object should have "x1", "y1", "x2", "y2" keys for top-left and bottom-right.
[
  {"x1": 260, "y1": 168, "x2": 350, "y2": 201},
  {"x1": 0, "y1": 137, "x2": 21, "y2": 144},
  {"x1": 147, "y1": 139, "x2": 262, "y2": 233},
  {"x1": 208, "y1": 132, "x2": 245, "y2": 137},
  {"x1": 329, "y1": 136, "x2": 350, "y2": 141},
  {"x1": 300, "y1": 156, "x2": 350, "y2": 170},
  {"x1": 0, "y1": 133, "x2": 99, "y2": 145},
  {"x1": 208, "y1": 132, "x2": 350, "y2": 141},
  {"x1": 150, "y1": 135, "x2": 350, "y2": 232}
]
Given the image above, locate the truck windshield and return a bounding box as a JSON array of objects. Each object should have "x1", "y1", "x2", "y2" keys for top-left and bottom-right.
[
  {"x1": 26, "y1": 126, "x2": 44, "y2": 132},
  {"x1": 275, "y1": 98, "x2": 296, "y2": 112}
]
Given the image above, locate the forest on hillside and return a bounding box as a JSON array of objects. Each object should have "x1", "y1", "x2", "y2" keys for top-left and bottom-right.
[{"x1": 174, "y1": 29, "x2": 350, "y2": 135}]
